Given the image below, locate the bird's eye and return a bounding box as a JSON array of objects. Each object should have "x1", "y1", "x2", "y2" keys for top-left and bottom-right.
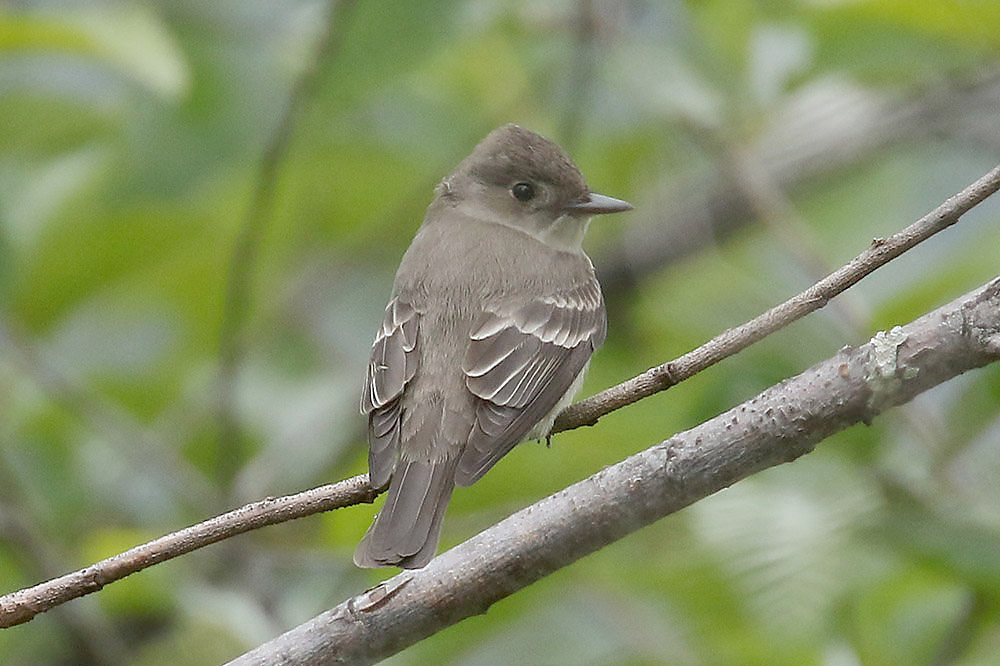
[{"x1": 511, "y1": 182, "x2": 535, "y2": 202}]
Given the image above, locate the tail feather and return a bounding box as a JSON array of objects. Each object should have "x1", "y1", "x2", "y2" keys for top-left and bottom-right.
[{"x1": 354, "y1": 458, "x2": 457, "y2": 569}]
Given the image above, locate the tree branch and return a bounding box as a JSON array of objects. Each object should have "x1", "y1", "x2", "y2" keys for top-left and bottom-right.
[
  {"x1": 553, "y1": 163, "x2": 1000, "y2": 433},
  {"x1": 0, "y1": 476, "x2": 377, "y2": 628},
  {"x1": 1, "y1": 163, "x2": 997, "y2": 629},
  {"x1": 226, "y1": 276, "x2": 1000, "y2": 666}
]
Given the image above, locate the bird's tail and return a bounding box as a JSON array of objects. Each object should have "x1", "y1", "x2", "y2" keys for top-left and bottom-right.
[{"x1": 354, "y1": 457, "x2": 458, "y2": 569}]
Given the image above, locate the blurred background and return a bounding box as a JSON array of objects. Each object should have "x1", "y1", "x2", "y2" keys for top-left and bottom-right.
[{"x1": 1, "y1": 1, "x2": 1000, "y2": 664}]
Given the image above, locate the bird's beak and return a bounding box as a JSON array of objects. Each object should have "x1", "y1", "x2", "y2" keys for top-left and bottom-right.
[{"x1": 564, "y1": 192, "x2": 633, "y2": 215}]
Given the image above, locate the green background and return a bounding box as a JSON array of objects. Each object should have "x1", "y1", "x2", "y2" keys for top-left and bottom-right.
[{"x1": 1, "y1": 1, "x2": 1000, "y2": 664}]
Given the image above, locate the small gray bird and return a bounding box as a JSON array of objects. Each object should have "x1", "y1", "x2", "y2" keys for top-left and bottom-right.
[{"x1": 355, "y1": 124, "x2": 632, "y2": 569}]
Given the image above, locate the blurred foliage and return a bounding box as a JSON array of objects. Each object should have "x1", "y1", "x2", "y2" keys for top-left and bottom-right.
[{"x1": 1, "y1": 0, "x2": 999, "y2": 664}]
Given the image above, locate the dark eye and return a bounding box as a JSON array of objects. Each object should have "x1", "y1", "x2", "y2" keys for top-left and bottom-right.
[{"x1": 511, "y1": 182, "x2": 535, "y2": 202}]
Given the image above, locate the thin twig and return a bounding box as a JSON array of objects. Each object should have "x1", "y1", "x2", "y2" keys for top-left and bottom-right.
[
  {"x1": 553, "y1": 163, "x2": 1000, "y2": 432},
  {"x1": 1, "y1": 164, "x2": 997, "y2": 629},
  {"x1": 0, "y1": 476, "x2": 377, "y2": 628},
  {"x1": 721, "y1": 137, "x2": 870, "y2": 332}
]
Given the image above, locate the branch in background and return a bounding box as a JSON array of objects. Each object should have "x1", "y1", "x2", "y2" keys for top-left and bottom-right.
[
  {"x1": 227, "y1": 277, "x2": 1000, "y2": 666},
  {"x1": 556, "y1": 0, "x2": 597, "y2": 153},
  {"x1": 598, "y1": 68, "x2": 1000, "y2": 293},
  {"x1": 0, "y1": 163, "x2": 996, "y2": 629},
  {"x1": 214, "y1": 0, "x2": 356, "y2": 489},
  {"x1": 0, "y1": 323, "x2": 212, "y2": 507}
]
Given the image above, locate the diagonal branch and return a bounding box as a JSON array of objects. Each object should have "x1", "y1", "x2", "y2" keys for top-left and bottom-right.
[
  {"x1": 0, "y1": 477, "x2": 377, "y2": 628},
  {"x1": 227, "y1": 276, "x2": 1000, "y2": 666},
  {"x1": 0, "y1": 164, "x2": 997, "y2": 629},
  {"x1": 553, "y1": 163, "x2": 1000, "y2": 432}
]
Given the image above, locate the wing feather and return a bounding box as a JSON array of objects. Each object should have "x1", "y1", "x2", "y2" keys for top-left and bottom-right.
[
  {"x1": 457, "y1": 279, "x2": 606, "y2": 486},
  {"x1": 361, "y1": 298, "x2": 420, "y2": 489},
  {"x1": 463, "y1": 325, "x2": 524, "y2": 377}
]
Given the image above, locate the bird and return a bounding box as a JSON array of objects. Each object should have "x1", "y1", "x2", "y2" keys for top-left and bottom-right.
[{"x1": 355, "y1": 124, "x2": 632, "y2": 568}]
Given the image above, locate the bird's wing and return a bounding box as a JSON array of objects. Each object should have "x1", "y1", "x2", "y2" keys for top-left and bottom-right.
[
  {"x1": 458, "y1": 279, "x2": 606, "y2": 486},
  {"x1": 361, "y1": 297, "x2": 420, "y2": 488}
]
